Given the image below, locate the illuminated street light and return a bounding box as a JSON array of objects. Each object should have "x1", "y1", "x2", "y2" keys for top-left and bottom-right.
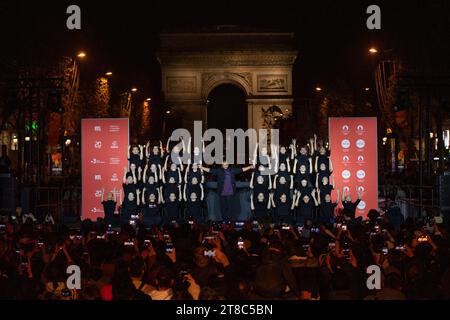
[
  {"x1": 77, "y1": 51, "x2": 86, "y2": 58},
  {"x1": 146, "y1": 98, "x2": 152, "y2": 101},
  {"x1": 369, "y1": 47, "x2": 378, "y2": 54},
  {"x1": 365, "y1": 87, "x2": 370, "y2": 91},
  {"x1": 105, "y1": 71, "x2": 113, "y2": 76},
  {"x1": 131, "y1": 88, "x2": 138, "y2": 92},
  {"x1": 25, "y1": 136, "x2": 31, "y2": 142},
  {"x1": 166, "y1": 110, "x2": 171, "y2": 114},
  {"x1": 315, "y1": 87, "x2": 322, "y2": 92}
]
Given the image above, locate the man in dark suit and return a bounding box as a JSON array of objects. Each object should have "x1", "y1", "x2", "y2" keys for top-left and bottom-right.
[{"x1": 201, "y1": 161, "x2": 254, "y2": 221}]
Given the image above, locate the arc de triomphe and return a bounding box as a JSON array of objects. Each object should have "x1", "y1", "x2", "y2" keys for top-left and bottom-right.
[{"x1": 157, "y1": 29, "x2": 298, "y2": 133}]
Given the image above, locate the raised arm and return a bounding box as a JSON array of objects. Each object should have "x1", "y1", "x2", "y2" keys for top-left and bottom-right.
[
  {"x1": 242, "y1": 164, "x2": 254, "y2": 173},
  {"x1": 250, "y1": 193, "x2": 255, "y2": 210},
  {"x1": 268, "y1": 175, "x2": 273, "y2": 190},
  {"x1": 184, "y1": 162, "x2": 190, "y2": 183},
  {"x1": 249, "y1": 172, "x2": 255, "y2": 189},
  {"x1": 178, "y1": 168, "x2": 182, "y2": 183},
  {"x1": 290, "y1": 175, "x2": 294, "y2": 189},
  {"x1": 136, "y1": 189, "x2": 141, "y2": 206},
  {"x1": 252, "y1": 142, "x2": 258, "y2": 164},
  {"x1": 143, "y1": 164, "x2": 148, "y2": 183},
  {"x1": 295, "y1": 191, "x2": 301, "y2": 207},
  {"x1": 290, "y1": 194, "x2": 296, "y2": 210},
  {"x1": 200, "y1": 184, "x2": 204, "y2": 201},
  {"x1": 199, "y1": 164, "x2": 210, "y2": 173},
  {"x1": 142, "y1": 188, "x2": 146, "y2": 205},
  {"x1": 157, "y1": 188, "x2": 162, "y2": 204},
  {"x1": 101, "y1": 188, "x2": 105, "y2": 202},
  {"x1": 132, "y1": 169, "x2": 137, "y2": 184},
  {"x1": 178, "y1": 185, "x2": 183, "y2": 201},
  {"x1": 123, "y1": 167, "x2": 128, "y2": 184},
  {"x1": 160, "y1": 140, "x2": 164, "y2": 158},
  {"x1": 113, "y1": 187, "x2": 117, "y2": 202},
  {"x1": 290, "y1": 139, "x2": 297, "y2": 159},
  {"x1": 311, "y1": 189, "x2": 319, "y2": 206},
  {"x1": 316, "y1": 189, "x2": 321, "y2": 205},
  {"x1": 336, "y1": 188, "x2": 341, "y2": 204},
  {"x1": 267, "y1": 194, "x2": 272, "y2": 209},
  {"x1": 145, "y1": 141, "x2": 150, "y2": 158},
  {"x1": 329, "y1": 156, "x2": 334, "y2": 173},
  {"x1": 127, "y1": 145, "x2": 131, "y2": 160},
  {"x1": 270, "y1": 193, "x2": 276, "y2": 208},
  {"x1": 137, "y1": 166, "x2": 142, "y2": 182},
  {"x1": 139, "y1": 145, "x2": 144, "y2": 160},
  {"x1": 273, "y1": 175, "x2": 278, "y2": 189},
  {"x1": 183, "y1": 184, "x2": 187, "y2": 202}
]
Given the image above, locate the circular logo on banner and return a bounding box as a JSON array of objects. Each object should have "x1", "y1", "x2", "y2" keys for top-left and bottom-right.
[
  {"x1": 358, "y1": 155, "x2": 364, "y2": 162},
  {"x1": 357, "y1": 186, "x2": 365, "y2": 193},
  {"x1": 356, "y1": 139, "x2": 365, "y2": 148},
  {"x1": 343, "y1": 156, "x2": 350, "y2": 162},
  {"x1": 342, "y1": 170, "x2": 351, "y2": 179},
  {"x1": 357, "y1": 125, "x2": 364, "y2": 131},
  {"x1": 341, "y1": 139, "x2": 351, "y2": 149},
  {"x1": 357, "y1": 170, "x2": 366, "y2": 179},
  {"x1": 342, "y1": 125, "x2": 349, "y2": 132},
  {"x1": 343, "y1": 186, "x2": 350, "y2": 193},
  {"x1": 357, "y1": 201, "x2": 366, "y2": 210}
]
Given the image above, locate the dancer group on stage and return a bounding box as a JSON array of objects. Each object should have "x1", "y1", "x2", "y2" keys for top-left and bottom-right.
[{"x1": 101, "y1": 135, "x2": 364, "y2": 227}]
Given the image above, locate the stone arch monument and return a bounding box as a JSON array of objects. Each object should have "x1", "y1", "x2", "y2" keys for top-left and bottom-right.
[{"x1": 157, "y1": 27, "x2": 298, "y2": 133}]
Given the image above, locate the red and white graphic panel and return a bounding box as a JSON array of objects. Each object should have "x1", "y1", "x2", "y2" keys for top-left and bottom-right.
[
  {"x1": 329, "y1": 117, "x2": 378, "y2": 218},
  {"x1": 82, "y1": 118, "x2": 129, "y2": 220}
]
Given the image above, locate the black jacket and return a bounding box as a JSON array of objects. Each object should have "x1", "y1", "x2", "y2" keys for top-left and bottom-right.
[{"x1": 210, "y1": 168, "x2": 243, "y2": 195}]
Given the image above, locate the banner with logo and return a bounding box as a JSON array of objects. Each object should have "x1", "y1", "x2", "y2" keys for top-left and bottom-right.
[
  {"x1": 82, "y1": 118, "x2": 129, "y2": 220},
  {"x1": 328, "y1": 117, "x2": 378, "y2": 218}
]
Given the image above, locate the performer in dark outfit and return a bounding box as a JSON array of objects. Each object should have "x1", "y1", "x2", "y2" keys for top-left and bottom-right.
[
  {"x1": 127, "y1": 144, "x2": 144, "y2": 170},
  {"x1": 101, "y1": 187, "x2": 117, "y2": 225},
  {"x1": 162, "y1": 190, "x2": 181, "y2": 222},
  {"x1": 342, "y1": 188, "x2": 364, "y2": 220},
  {"x1": 200, "y1": 161, "x2": 254, "y2": 221},
  {"x1": 319, "y1": 189, "x2": 340, "y2": 224},
  {"x1": 317, "y1": 174, "x2": 335, "y2": 204},
  {"x1": 141, "y1": 191, "x2": 161, "y2": 228},
  {"x1": 294, "y1": 189, "x2": 319, "y2": 224},
  {"x1": 271, "y1": 192, "x2": 295, "y2": 224},
  {"x1": 145, "y1": 140, "x2": 164, "y2": 169},
  {"x1": 164, "y1": 137, "x2": 185, "y2": 172},
  {"x1": 314, "y1": 146, "x2": 333, "y2": 173},
  {"x1": 184, "y1": 177, "x2": 204, "y2": 222},
  {"x1": 184, "y1": 161, "x2": 204, "y2": 185},
  {"x1": 251, "y1": 191, "x2": 271, "y2": 220},
  {"x1": 274, "y1": 145, "x2": 291, "y2": 173},
  {"x1": 120, "y1": 190, "x2": 139, "y2": 226}
]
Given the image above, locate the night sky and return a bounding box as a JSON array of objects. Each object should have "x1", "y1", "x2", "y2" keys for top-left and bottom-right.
[{"x1": 1, "y1": 0, "x2": 447, "y2": 110}]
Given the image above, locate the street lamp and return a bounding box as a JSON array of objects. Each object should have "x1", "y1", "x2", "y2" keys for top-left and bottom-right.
[
  {"x1": 105, "y1": 71, "x2": 113, "y2": 76},
  {"x1": 315, "y1": 87, "x2": 322, "y2": 92},
  {"x1": 77, "y1": 51, "x2": 86, "y2": 58},
  {"x1": 146, "y1": 98, "x2": 152, "y2": 101},
  {"x1": 365, "y1": 87, "x2": 370, "y2": 91},
  {"x1": 131, "y1": 88, "x2": 138, "y2": 92},
  {"x1": 369, "y1": 47, "x2": 378, "y2": 54}
]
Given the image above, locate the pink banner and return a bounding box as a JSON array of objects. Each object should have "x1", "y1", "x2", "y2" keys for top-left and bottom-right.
[
  {"x1": 329, "y1": 117, "x2": 378, "y2": 218},
  {"x1": 82, "y1": 118, "x2": 129, "y2": 221}
]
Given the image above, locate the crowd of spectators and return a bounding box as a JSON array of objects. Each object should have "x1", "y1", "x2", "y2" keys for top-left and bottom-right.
[{"x1": 1, "y1": 206, "x2": 449, "y2": 300}]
